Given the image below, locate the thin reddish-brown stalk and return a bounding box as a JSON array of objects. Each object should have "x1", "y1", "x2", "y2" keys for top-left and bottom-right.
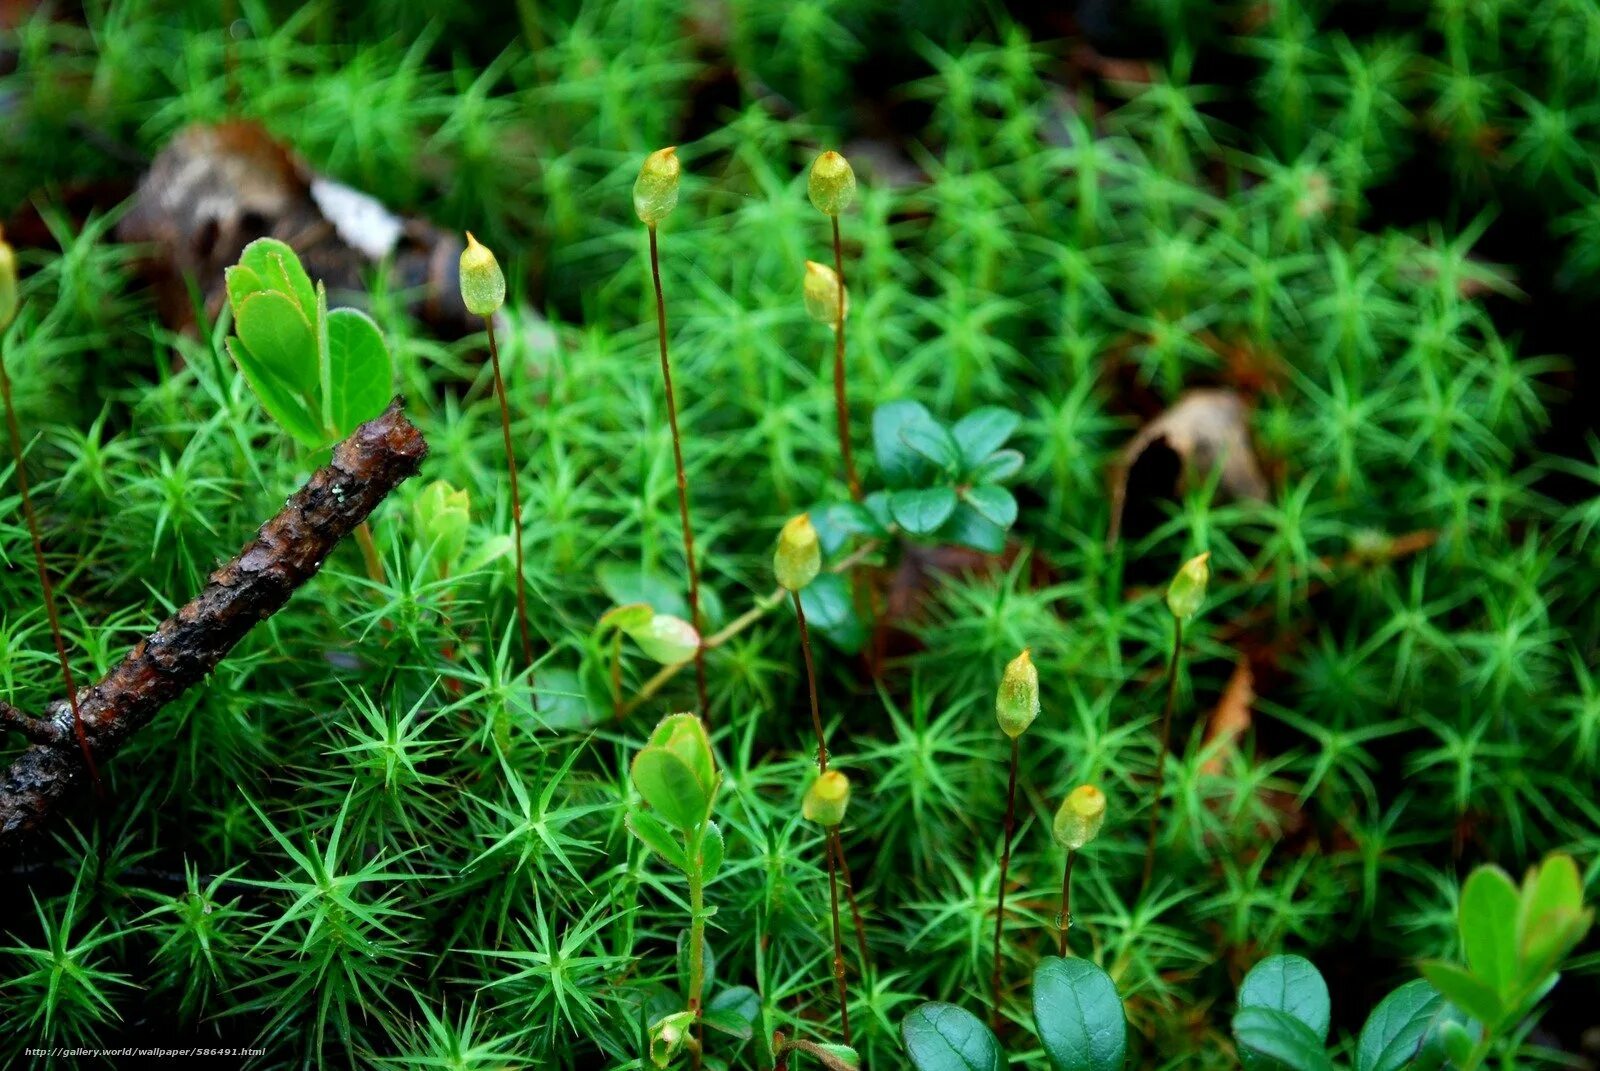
[
  {"x1": 648, "y1": 224, "x2": 709, "y2": 719},
  {"x1": 1141, "y1": 616, "x2": 1184, "y2": 894},
  {"x1": 826, "y1": 827, "x2": 853, "y2": 1045},
  {"x1": 832, "y1": 827, "x2": 870, "y2": 967},
  {"x1": 1058, "y1": 849, "x2": 1075, "y2": 957},
  {"x1": 990, "y1": 735, "x2": 1020, "y2": 1027},
  {"x1": 793, "y1": 591, "x2": 828, "y2": 771},
  {"x1": 830, "y1": 217, "x2": 860, "y2": 502},
  {"x1": 484, "y1": 315, "x2": 536, "y2": 702},
  {"x1": 1, "y1": 345, "x2": 99, "y2": 794}
]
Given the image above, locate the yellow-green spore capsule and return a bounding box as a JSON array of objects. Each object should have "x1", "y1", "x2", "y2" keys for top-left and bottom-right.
[
  {"x1": 808, "y1": 150, "x2": 856, "y2": 216},
  {"x1": 996, "y1": 648, "x2": 1040, "y2": 739},
  {"x1": 1053, "y1": 785, "x2": 1106, "y2": 850},
  {"x1": 803, "y1": 260, "x2": 847, "y2": 325},
  {"x1": 1166, "y1": 551, "x2": 1211, "y2": 621},
  {"x1": 803, "y1": 770, "x2": 851, "y2": 826},
  {"x1": 459, "y1": 232, "x2": 506, "y2": 317},
  {"x1": 634, "y1": 147, "x2": 681, "y2": 226},
  {"x1": 775, "y1": 513, "x2": 822, "y2": 592}
]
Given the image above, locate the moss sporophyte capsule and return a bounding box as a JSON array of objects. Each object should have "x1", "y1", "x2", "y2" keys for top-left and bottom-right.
[
  {"x1": 458, "y1": 233, "x2": 505, "y2": 317},
  {"x1": 803, "y1": 261, "x2": 847, "y2": 326},
  {"x1": 1054, "y1": 785, "x2": 1106, "y2": 850},
  {"x1": 804, "y1": 770, "x2": 851, "y2": 826},
  {"x1": 0, "y1": 226, "x2": 17, "y2": 331},
  {"x1": 775, "y1": 513, "x2": 822, "y2": 592},
  {"x1": 634, "y1": 147, "x2": 681, "y2": 226},
  {"x1": 1166, "y1": 551, "x2": 1211, "y2": 621},
  {"x1": 995, "y1": 648, "x2": 1039, "y2": 738},
  {"x1": 809, "y1": 150, "x2": 857, "y2": 217}
]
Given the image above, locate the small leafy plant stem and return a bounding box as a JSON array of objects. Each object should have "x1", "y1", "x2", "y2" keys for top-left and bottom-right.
[
  {"x1": 460, "y1": 234, "x2": 537, "y2": 693},
  {"x1": 1142, "y1": 552, "x2": 1209, "y2": 894},
  {"x1": 636, "y1": 147, "x2": 709, "y2": 719},
  {"x1": 991, "y1": 648, "x2": 1039, "y2": 1026},
  {"x1": 0, "y1": 230, "x2": 99, "y2": 792},
  {"x1": 621, "y1": 539, "x2": 881, "y2": 716}
]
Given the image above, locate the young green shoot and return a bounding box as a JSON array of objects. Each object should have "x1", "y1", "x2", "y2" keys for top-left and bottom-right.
[
  {"x1": 460, "y1": 233, "x2": 536, "y2": 700},
  {"x1": 0, "y1": 226, "x2": 99, "y2": 792},
  {"x1": 1142, "y1": 551, "x2": 1209, "y2": 894},
  {"x1": 627, "y1": 714, "x2": 722, "y2": 1070},
  {"x1": 635, "y1": 146, "x2": 709, "y2": 719},
  {"x1": 1052, "y1": 785, "x2": 1105, "y2": 956},
  {"x1": 991, "y1": 646, "x2": 1038, "y2": 1024},
  {"x1": 808, "y1": 150, "x2": 861, "y2": 500}
]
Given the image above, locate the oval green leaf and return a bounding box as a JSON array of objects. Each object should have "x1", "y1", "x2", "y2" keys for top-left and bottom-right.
[
  {"x1": 890, "y1": 487, "x2": 959, "y2": 536},
  {"x1": 1032, "y1": 955, "x2": 1126, "y2": 1071},
  {"x1": 1232, "y1": 1007, "x2": 1335, "y2": 1071},
  {"x1": 901, "y1": 1002, "x2": 1005, "y2": 1071},
  {"x1": 1356, "y1": 979, "x2": 1447, "y2": 1071},
  {"x1": 325, "y1": 306, "x2": 394, "y2": 437},
  {"x1": 951, "y1": 407, "x2": 1020, "y2": 468},
  {"x1": 630, "y1": 746, "x2": 711, "y2": 833},
  {"x1": 1239, "y1": 954, "x2": 1331, "y2": 1040},
  {"x1": 963, "y1": 484, "x2": 1018, "y2": 529}
]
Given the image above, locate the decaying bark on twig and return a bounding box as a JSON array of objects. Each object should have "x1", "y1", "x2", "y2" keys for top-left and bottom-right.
[{"x1": 0, "y1": 399, "x2": 427, "y2": 850}]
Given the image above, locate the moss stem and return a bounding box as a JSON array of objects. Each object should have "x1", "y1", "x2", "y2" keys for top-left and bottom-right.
[
  {"x1": 990, "y1": 734, "x2": 1020, "y2": 1027},
  {"x1": 484, "y1": 315, "x2": 537, "y2": 705},
  {"x1": 1141, "y1": 615, "x2": 1185, "y2": 895}
]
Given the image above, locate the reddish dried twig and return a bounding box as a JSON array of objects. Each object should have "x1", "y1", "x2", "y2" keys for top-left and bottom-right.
[{"x1": 0, "y1": 399, "x2": 427, "y2": 850}]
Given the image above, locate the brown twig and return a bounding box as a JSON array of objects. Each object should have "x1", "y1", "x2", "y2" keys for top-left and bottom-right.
[
  {"x1": 0, "y1": 399, "x2": 426, "y2": 850},
  {"x1": 648, "y1": 224, "x2": 709, "y2": 720}
]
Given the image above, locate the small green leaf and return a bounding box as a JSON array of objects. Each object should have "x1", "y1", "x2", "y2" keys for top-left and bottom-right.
[
  {"x1": 951, "y1": 407, "x2": 1020, "y2": 468},
  {"x1": 325, "y1": 306, "x2": 393, "y2": 437},
  {"x1": 1238, "y1": 955, "x2": 1331, "y2": 1041},
  {"x1": 1518, "y1": 854, "x2": 1592, "y2": 983},
  {"x1": 1459, "y1": 865, "x2": 1520, "y2": 996},
  {"x1": 902, "y1": 421, "x2": 962, "y2": 472},
  {"x1": 938, "y1": 501, "x2": 1007, "y2": 553},
  {"x1": 874, "y1": 401, "x2": 942, "y2": 488},
  {"x1": 224, "y1": 264, "x2": 268, "y2": 313},
  {"x1": 704, "y1": 985, "x2": 760, "y2": 1038},
  {"x1": 626, "y1": 810, "x2": 688, "y2": 872},
  {"x1": 597, "y1": 564, "x2": 692, "y2": 621},
  {"x1": 863, "y1": 490, "x2": 894, "y2": 532},
  {"x1": 1032, "y1": 955, "x2": 1126, "y2": 1071},
  {"x1": 810, "y1": 500, "x2": 886, "y2": 555},
  {"x1": 700, "y1": 820, "x2": 725, "y2": 883},
  {"x1": 963, "y1": 484, "x2": 1018, "y2": 529},
  {"x1": 900, "y1": 1002, "x2": 1006, "y2": 1071},
  {"x1": 971, "y1": 448, "x2": 1024, "y2": 483},
  {"x1": 1355, "y1": 979, "x2": 1448, "y2": 1071},
  {"x1": 1418, "y1": 961, "x2": 1504, "y2": 1028},
  {"x1": 239, "y1": 237, "x2": 317, "y2": 319},
  {"x1": 233, "y1": 290, "x2": 319, "y2": 398},
  {"x1": 599, "y1": 603, "x2": 655, "y2": 634},
  {"x1": 1232, "y1": 1008, "x2": 1334, "y2": 1071},
  {"x1": 1438, "y1": 1021, "x2": 1475, "y2": 1067},
  {"x1": 630, "y1": 614, "x2": 701, "y2": 665},
  {"x1": 631, "y1": 747, "x2": 711, "y2": 833},
  {"x1": 225, "y1": 336, "x2": 324, "y2": 450},
  {"x1": 890, "y1": 487, "x2": 959, "y2": 536}
]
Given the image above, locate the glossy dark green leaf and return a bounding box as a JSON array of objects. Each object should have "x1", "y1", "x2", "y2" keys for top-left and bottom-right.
[
  {"x1": 971, "y1": 448, "x2": 1024, "y2": 483},
  {"x1": 809, "y1": 500, "x2": 887, "y2": 556},
  {"x1": 938, "y1": 501, "x2": 1007, "y2": 553},
  {"x1": 704, "y1": 985, "x2": 760, "y2": 1039},
  {"x1": 325, "y1": 306, "x2": 393, "y2": 437},
  {"x1": 1238, "y1": 955, "x2": 1331, "y2": 1040},
  {"x1": 963, "y1": 484, "x2": 1018, "y2": 529},
  {"x1": 900, "y1": 1002, "x2": 1006, "y2": 1071},
  {"x1": 890, "y1": 487, "x2": 959, "y2": 535},
  {"x1": 951, "y1": 407, "x2": 1020, "y2": 468},
  {"x1": 596, "y1": 564, "x2": 692, "y2": 621},
  {"x1": 1232, "y1": 1007, "x2": 1334, "y2": 1071},
  {"x1": 902, "y1": 421, "x2": 962, "y2": 472},
  {"x1": 700, "y1": 820, "x2": 724, "y2": 883},
  {"x1": 801, "y1": 572, "x2": 867, "y2": 654},
  {"x1": 1355, "y1": 979, "x2": 1447, "y2": 1071},
  {"x1": 225, "y1": 296, "x2": 325, "y2": 451},
  {"x1": 873, "y1": 400, "x2": 942, "y2": 488},
  {"x1": 1032, "y1": 955, "x2": 1126, "y2": 1071}
]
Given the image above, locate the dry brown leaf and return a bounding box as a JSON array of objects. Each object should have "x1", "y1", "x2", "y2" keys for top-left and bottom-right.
[
  {"x1": 1201, "y1": 658, "x2": 1254, "y2": 774},
  {"x1": 1108, "y1": 388, "x2": 1269, "y2": 543}
]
